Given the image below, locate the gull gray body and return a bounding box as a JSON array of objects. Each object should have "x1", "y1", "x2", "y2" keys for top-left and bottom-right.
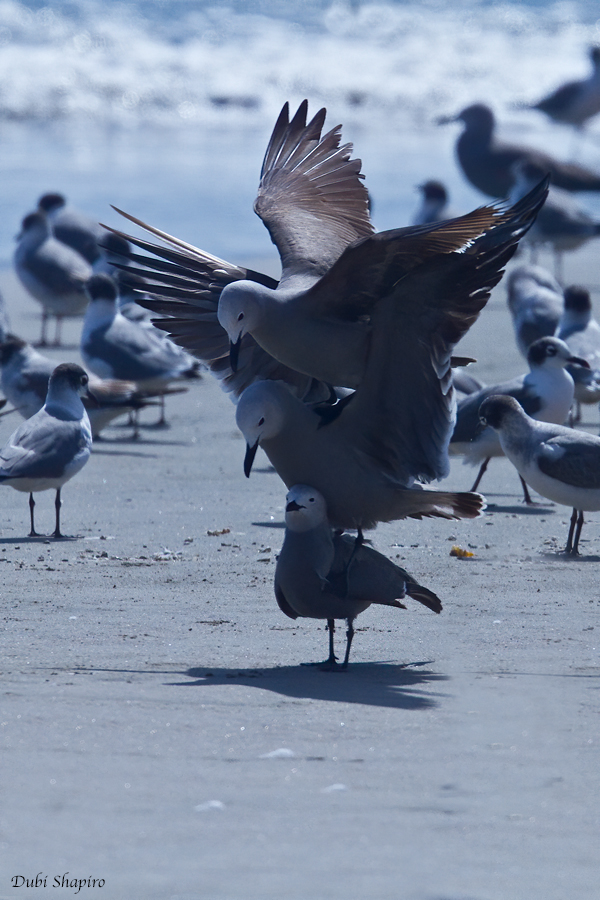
[
  {"x1": 0, "y1": 363, "x2": 92, "y2": 537},
  {"x1": 479, "y1": 394, "x2": 600, "y2": 554},
  {"x1": 275, "y1": 485, "x2": 442, "y2": 667},
  {"x1": 14, "y1": 211, "x2": 92, "y2": 346},
  {"x1": 438, "y1": 103, "x2": 600, "y2": 198},
  {"x1": 506, "y1": 264, "x2": 563, "y2": 358},
  {"x1": 81, "y1": 274, "x2": 201, "y2": 392},
  {"x1": 450, "y1": 337, "x2": 586, "y2": 495}
]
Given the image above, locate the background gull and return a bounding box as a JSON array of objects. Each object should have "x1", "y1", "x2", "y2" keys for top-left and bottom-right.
[
  {"x1": 275, "y1": 485, "x2": 442, "y2": 669},
  {"x1": 14, "y1": 211, "x2": 92, "y2": 347},
  {"x1": 557, "y1": 285, "x2": 600, "y2": 423},
  {"x1": 0, "y1": 363, "x2": 92, "y2": 538},
  {"x1": 108, "y1": 101, "x2": 545, "y2": 394},
  {"x1": 450, "y1": 337, "x2": 587, "y2": 500},
  {"x1": 0, "y1": 334, "x2": 165, "y2": 439},
  {"x1": 438, "y1": 103, "x2": 600, "y2": 198},
  {"x1": 479, "y1": 394, "x2": 600, "y2": 555},
  {"x1": 411, "y1": 180, "x2": 452, "y2": 225},
  {"x1": 37, "y1": 192, "x2": 105, "y2": 265},
  {"x1": 509, "y1": 160, "x2": 600, "y2": 280},
  {"x1": 80, "y1": 274, "x2": 202, "y2": 425},
  {"x1": 531, "y1": 46, "x2": 600, "y2": 131},
  {"x1": 506, "y1": 263, "x2": 564, "y2": 358}
]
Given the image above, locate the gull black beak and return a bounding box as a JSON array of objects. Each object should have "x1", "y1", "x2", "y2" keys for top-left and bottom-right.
[
  {"x1": 83, "y1": 387, "x2": 100, "y2": 409},
  {"x1": 567, "y1": 356, "x2": 590, "y2": 369},
  {"x1": 285, "y1": 500, "x2": 305, "y2": 513},
  {"x1": 229, "y1": 335, "x2": 242, "y2": 373},
  {"x1": 244, "y1": 439, "x2": 259, "y2": 478}
]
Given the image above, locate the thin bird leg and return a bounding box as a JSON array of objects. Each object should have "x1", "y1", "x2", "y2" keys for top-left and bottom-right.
[
  {"x1": 571, "y1": 510, "x2": 585, "y2": 555},
  {"x1": 519, "y1": 475, "x2": 535, "y2": 505},
  {"x1": 156, "y1": 394, "x2": 167, "y2": 427},
  {"x1": 131, "y1": 408, "x2": 140, "y2": 440},
  {"x1": 565, "y1": 507, "x2": 578, "y2": 553},
  {"x1": 341, "y1": 618, "x2": 355, "y2": 669},
  {"x1": 38, "y1": 311, "x2": 49, "y2": 347},
  {"x1": 53, "y1": 316, "x2": 63, "y2": 347},
  {"x1": 343, "y1": 527, "x2": 365, "y2": 595},
  {"x1": 52, "y1": 488, "x2": 63, "y2": 539},
  {"x1": 28, "y1": 493, "x2": 41, "y2": 537},
  {"x1": 470, "y1": 458, "x2": 490, "y2": 492},
  {"x1": 301, "y1": 618, "x2": 339, "y2": 669}
]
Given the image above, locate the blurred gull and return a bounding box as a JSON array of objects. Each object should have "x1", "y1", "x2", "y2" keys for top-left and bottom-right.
[
  {"x1": 509, "y1": 160, "x2": 600, "y2": 280},
  {"x1": 37, "y1": 192, "x2": 104, "y2": 265},
  {"x1": 531, "y1": 47, "x2": 600, "y2": 131},
  {"x1": 0, "y1": 334, "x2": 163, "y2": 439},
  {"x1": 14, "y1": 211, "x2": 92, "y2": 346},
  {"x1": 438, "y1": 103, "x2": 600, "y2": 198},
  {"x1": 411, "y1": 180, "x2": 452, "y2": 225},
  {"x1": 275, "y1": 485, "x2": 442, "y2": 668},
  {"x1": 479, "y1": 395, "x2": 600, "y2": 555},
  {"x1": 557, "y1": 285, "x2": 600, "y2": 421},
  {"x1": 450, "y1": 337, "x2": 588, "y2": 501},
  {"x1": 506, "y1": 264, "x2": 563, "y2": 358},
  {"x1": 0, "y1": 363, "x2": 92, "y2": 538},
  {"x1": 81, "y1": 274, "x2": 201, "y2": 425}
]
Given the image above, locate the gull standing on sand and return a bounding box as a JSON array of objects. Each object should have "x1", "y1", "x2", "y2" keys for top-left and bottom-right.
[
  {"x1": 0, "y1": 335, "x2": 162, "y2": 439},
  {"x1": 479, "y1": 394, "x2": 600, "y2": 554},
  {"x1": 14, "y1": 211, "x2": 92, "y2": 346},
  {"x1": 450, "y1": 337, "x2": 588, "y2": 500},
  {"x1": 81, "y1": 274, "x2": 201, "y2": 424},
  {"x1": 275, "y1": 485, "x2": 442, "y2": 668},
  {"x1": 0, "y1": 363, "x2": 92, "y2": 538},
  {"x1": 438, "y1": 103, "x2": 600, "y2": 198},
  {"x1": 506, "y1": 264, "x2": 563, "y2": 358},
  {"x1": 531, "y1": 46, "x2": 600, "y2": 131}
]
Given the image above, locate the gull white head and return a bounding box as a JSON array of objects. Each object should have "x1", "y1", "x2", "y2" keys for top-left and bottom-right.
[
  {"x1": 284, "y1": 484, "x2": 328, "y2": 533},
  {"x1": 218, "y1": 281, "x2": 270, "y2": 371},
  {"x1": 45, "y1": 362, "x2": 92, "y2": 420},
  {"x1": 235, "y1": 380, "x2": 289, "y2": 477}
]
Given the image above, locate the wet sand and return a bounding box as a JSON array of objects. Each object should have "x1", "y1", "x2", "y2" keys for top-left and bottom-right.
[{"x1": 1, "y1": 245, "x2": 599, "y2": 900}]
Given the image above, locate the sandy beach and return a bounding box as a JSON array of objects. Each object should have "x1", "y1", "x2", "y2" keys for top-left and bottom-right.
[{"x1": 1, "y1": 230, "x2": 599, "y2": 900}]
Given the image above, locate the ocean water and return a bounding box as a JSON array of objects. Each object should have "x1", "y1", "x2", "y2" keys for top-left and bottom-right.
[{"x1": 1, "y1": 0, "x2": 600, "y2": 268}]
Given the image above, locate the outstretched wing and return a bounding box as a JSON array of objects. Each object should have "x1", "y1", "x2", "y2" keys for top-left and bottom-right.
[
  {"x1": 102, "y1": 215, "x2": 329, "y2": 402},
  {"x1": 254, "y1": 100, "x2": 374, "y2": 281},
  {"x1": 333, "y1": 180, "x2": 548, "y2": 484}
]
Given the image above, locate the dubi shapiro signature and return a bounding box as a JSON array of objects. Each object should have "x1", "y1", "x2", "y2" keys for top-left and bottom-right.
[{"x1": 11, "y1": 874, "x2": 105, "y2": 894}]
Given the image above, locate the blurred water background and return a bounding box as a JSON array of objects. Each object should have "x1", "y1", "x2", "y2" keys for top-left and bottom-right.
[{"x1": 1, "y1": 0, "x2": 600, "y2": 268}]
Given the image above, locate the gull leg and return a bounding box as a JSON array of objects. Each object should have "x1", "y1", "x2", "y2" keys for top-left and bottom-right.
[
  {"x1": 37, "y1": 312, "x2": 49, "y2": 347},
  {"x1": 53, "y1": 316, "x2": 63, "y2": 347},
  {"x1": 565, "y1": 508, "x2": 578, "y2": 553},
  {"x1": 470, "y1": 458, "x2": 490, "y2": 492},
  {"x1": 52, "y1": 488, "x2": 63, "y2": 539},
  {"x1": 341, "y1": 618, "x2": 355, "y2": 669},
  {"x1": 156, "y1": 394, "x2": 167, "y2": 427},
  {"x1": 301, "y1": 618, "x2": 339, "y2": 669},
  {"x1": 519, "y1": 475, "x2": 534, "y2": 505},
  {"x1": 28, "y1": 493, "x2": 41, "y2": 537},
  {"x1": 571, "y1": 510, "x2": 585, "y2": 556}
]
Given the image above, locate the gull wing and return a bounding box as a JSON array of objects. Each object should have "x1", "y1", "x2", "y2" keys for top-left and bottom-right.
[
  {"x1": 102, "y1": 217, "x2": 329, "y2": 403},
  {"x1": 331, "y1": 184, "x2": 547, "y2": 484},
  {"x1": 296, "y1": 180, "x2": 548, "y2": 321},
  {"x1": 537, "y1": 432, "x2": 600, "y2": 489},
  {"x1": 254, "y1": 100, "x2": 373, "y2": 280}
]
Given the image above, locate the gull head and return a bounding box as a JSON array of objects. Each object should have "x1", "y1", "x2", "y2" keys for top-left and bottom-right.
[
  {"x1": 527, "y1": 336, "x2": 589, "y2": 371},
  {"x1": 218, "y1": 281, "x2": 268, "y2": 372},
  {"x1": 235, "y1": 380, "x2": 288, "y2": 477},
  {"x1": 478, "y1": 394, "x2": 524, "y2": 432},
  {"x1": 285, "y1": 484, "x2": 328, "y2": 533},
  {"x1": 16, "y1": 211, "x2": 48, "y2": 244}
]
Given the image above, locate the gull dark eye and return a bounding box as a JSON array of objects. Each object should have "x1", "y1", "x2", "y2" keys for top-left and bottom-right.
[
  {"x1": 309, "y1": 497, "x2": 315, "y2": 502},
  {"x1": 258, "y1": 417, "x2": 265, "y2": 426},
  {"x1": 237, "y1": 312, "x2": 244, "y2": 322},
  {"x1": 81, "y1": 375, "x2": 88, "y2": 386},
  {"x1": 547, "y1": 346, "x2": 556, "y2": 355}
]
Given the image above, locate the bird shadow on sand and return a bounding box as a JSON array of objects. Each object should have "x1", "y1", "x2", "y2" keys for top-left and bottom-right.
[
  {"x1": 484, "y1": 494, "x2": 556, "y2": 515},
  {"x1": 67, "y1": 660, "x2": 448, "y2": 710},
  {"x1": 175, "y1": 660, "x2": 449, "y2": 710}
]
